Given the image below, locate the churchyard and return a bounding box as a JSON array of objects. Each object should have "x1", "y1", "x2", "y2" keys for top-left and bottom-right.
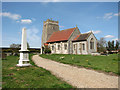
[
  {"x1": 40, "y1": 54, "x2": 119, "y2": 75},
  {"x1": 2, "y1": 54, "x2": 73, "y2": 88},
  {"x1": 1, "y1": 25, "x2": 119, "y2": 88},
  {"x1": 2, "y1": 53, "x2": 119, "y2": 88},
  {"x1": 1, "y1": 2, "x2": 119, "y2": 88}
]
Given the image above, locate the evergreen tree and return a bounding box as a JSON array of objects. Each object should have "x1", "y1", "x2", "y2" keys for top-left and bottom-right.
[
  {"x1": 111, "y1": 40, "x2": 115, "y2": 50},
  {"x1": 115, "y1": 40, "x2": 119, "y2": 50},
  {"x1": 107, "y1": 41, "x2": 112, "y2": 51},
  {"x1": 27, "y1": 42, "x2": 30, "y2": 48}
]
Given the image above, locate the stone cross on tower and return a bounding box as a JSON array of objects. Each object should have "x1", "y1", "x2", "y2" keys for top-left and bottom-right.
[{"x1": 17, "y1": 28, "x2": 31, "y2": 67}]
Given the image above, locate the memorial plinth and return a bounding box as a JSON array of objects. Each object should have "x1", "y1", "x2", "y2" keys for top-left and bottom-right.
[{"x1": 17, "y1": 28, "x2": 31, "y2": 67}]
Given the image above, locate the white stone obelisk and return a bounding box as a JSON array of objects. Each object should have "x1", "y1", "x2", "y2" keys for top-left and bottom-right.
[{"x1": 17, "y1": 28, "x2": 31, "y2": 67}]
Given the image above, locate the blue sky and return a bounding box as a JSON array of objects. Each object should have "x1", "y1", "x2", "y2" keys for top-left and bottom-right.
[{"x1": 1, "y1": 2, "x2": 118, "y2": 48}]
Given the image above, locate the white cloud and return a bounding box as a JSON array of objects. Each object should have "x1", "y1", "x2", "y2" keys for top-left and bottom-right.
[
  {"x1": 43, "y1": 0, "x2": 61, "y2": 2},
  {"x1": 114, "y1": 13, "x2": 118, "y2": 16},
  {"x1": 59, "y1": 26, "x2": 64, "y2": 28},
  {"x1": 113, "y1": 12, "x2": 120, "y2": 16},
  {"x1": 107, "y1": 15, "x2": 112, "y2": 19},
  {"x1": 0, "y1": 12, "x2": 34, "y2": 24},
  {"x1": 0, "y1": 12, "x2": 21, "y2": 20},
  {"x1": 104, "y1": 35, "x2": 114, "y2": 38},
  {"x1": 93, "y1": 30, "x2": 101, "y2": 34},
  {"x1": 97, "y1": 12, "x2": 119, "y2": 20},
  {"x1": 27, "y1": 27, "x2": 40, "y2": 47},
  {"x1": 21, "y1": 19, "x2": 32, "y2": 24},
  {"x1": 103, "y1": 13, "x2": 113, "y2": 20},
  {"x1": 87, "y1": 30, "x2": 101, "y2": 34},
  {"x1": 112, "y1": 38, "x2": 118, "y2": 41},
  {"x1": 52, "y1": 0, "x2": 60, "y2": 2}
]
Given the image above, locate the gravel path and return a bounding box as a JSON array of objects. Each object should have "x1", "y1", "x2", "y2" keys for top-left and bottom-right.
[{"x1": 32, "y1": 55, "x2": 118, "y2": 88}]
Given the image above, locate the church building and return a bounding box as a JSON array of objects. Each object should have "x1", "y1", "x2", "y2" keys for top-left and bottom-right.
[{"x1": 41, "y1": 19, "x2": 97, "y2": 54}]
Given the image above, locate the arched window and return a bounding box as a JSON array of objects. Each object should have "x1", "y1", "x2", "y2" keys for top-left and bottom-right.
[
  {"x1": 64, "y1": 44, "x2": 67, "y2": 50},
  {"x1": 58, "y1": 45, "x2": 60, "y2": 50},
  {"x1": 52, "y1": 27, "x2": 54, "y2": 29},
  {"x1": 90, "y1": 38, "x2": 94, "y2": 49},
  {"x1": 82, "y1": 43, "x2": 85, "y2": 50},
  {"x1": 52, "y1": 45, "x2": 54, "y2": 50},
  {"x1": 74, "y1": 44, "x2": 76, "y2": 50}
]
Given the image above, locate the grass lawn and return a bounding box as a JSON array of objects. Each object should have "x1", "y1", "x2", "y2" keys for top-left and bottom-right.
[
  {"x1": 0, "y1": 60, "x2": 1, "y2": 88},
  {"x1": 2, "y1": 54, "x2": 73, "y2": 88},
  {"x1": 40, "y1": 54, "x2": 119, "y2": 75}
]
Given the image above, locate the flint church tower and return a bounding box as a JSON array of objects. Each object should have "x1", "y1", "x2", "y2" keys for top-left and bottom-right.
[{"x1": 41, "y1": 19, "x2": 59, "y2": 46}]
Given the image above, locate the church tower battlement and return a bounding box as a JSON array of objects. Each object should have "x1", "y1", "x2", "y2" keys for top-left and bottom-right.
[
  {"x1": 41, "y1": 19, "x2": 59, "y2": 46},
  {"x1": 43, "y1": 19, "x2": 59, "y2": 25}
]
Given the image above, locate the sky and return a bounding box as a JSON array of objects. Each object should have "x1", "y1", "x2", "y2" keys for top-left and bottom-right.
[{"x1": 1, "y1": 2, "x2": 119, "y2": 48}]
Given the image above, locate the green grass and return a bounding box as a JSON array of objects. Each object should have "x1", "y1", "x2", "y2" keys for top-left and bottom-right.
[
  {"x1": 40, "y1": 54, "x2": 119, "y2": 75},
  {"x1": 0, "y1": 59, "x2": 2, "y2": 88},
  {"x1": 2, "y1": 54, "x2": 73, "y2": 88}
]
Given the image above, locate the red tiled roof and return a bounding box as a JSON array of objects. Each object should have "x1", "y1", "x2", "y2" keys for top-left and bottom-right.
[
  {"x1": 73, "y1": 32, "x2": 91, "y2": 41},
  {"x1": 74, "y1": 34, "x2": 80, "y2": 40},
  {"x1": 44, "y1": 43, "x2": 48, "y2": 46},
  {"x1": 47, "y1": 27, "x2": 76, "y2": 43}
]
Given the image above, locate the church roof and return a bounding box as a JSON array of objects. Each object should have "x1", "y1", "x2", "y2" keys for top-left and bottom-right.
[
  {"x1": 47, "y1": 27, "x2": 76, "y2": 43},
  {"x1": 73, "y1": 32, "x2": 92, "y2": 41},
  {"x1": 44, "y1": 43, "x2": 48, "y2": 46}
]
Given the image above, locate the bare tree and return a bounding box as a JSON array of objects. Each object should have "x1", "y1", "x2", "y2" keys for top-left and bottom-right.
[
  {"x1": 97, "y1": 37, "x2": 107, "y2": 53},
  {"x1": 10, "y1": 43, "x2": 21, "y2": 56},
  {"x1": 10, "y1": 43, "x2": 21, "y2": 48}
]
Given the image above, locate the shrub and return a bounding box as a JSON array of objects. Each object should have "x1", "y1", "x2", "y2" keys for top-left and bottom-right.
[
  {"x1": 44, "y1": 45, "x2": 51, "y2": 54},
  {"x1": 108, "y1": 51, "x2": 113, "y2": 54}
]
